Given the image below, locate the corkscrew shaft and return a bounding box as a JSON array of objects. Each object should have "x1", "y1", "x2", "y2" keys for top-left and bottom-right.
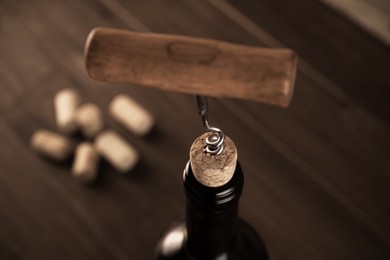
[{"x1": 194, "y1": 96, "x2": 225, "y2": 155}]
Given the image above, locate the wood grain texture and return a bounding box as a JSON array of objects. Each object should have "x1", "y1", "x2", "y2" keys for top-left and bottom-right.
[
  {"x1": 320, "y1": 0, "x2": 390, "y2": 46},
  {"x1": 0, "y1": 0, "x2": 389, "y2": 259},
  {"x1": 224, "y1": 0, "x2": 390, "y2": 123},
  {"x1": 85, "y1": 28, "x2": 297, "y2": 107}
]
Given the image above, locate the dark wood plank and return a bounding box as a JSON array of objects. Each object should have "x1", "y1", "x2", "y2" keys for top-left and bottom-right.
[
  {"x1": 225, "y1": 0, "x2": 390, "y2": 123},
  {"x1": 0, "y1": 0, "x2": 389, "y2": 259},
  {"x1": 320, "y1": 0, "x2": 390, "y2": 46},
  {"x1": 0, "y1": 11, "x2": 52, "y2": 111}
]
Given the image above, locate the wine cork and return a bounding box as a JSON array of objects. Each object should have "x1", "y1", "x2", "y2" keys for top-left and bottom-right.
[
  {"x1": 95, "y1": 130, "x2": 139, "y2": 173},
  {"x1": 190, "y1": 132, "x2": 237, "y2": 187},
  {"x1": 72, "y1": 142, "x2": 100, "y2": 183},
  {"x1": 74, "y1": 103, "x2": 104, "y2": 138},
  {"x1": 54, "y1": 88, "x2": 80, "y2": 134},
  {"x1": 109, "y1": 94, "x2": 154, "y2": 136},
  {"x1": 30, "y1": 129, "x2": 74, "y2": 161}
]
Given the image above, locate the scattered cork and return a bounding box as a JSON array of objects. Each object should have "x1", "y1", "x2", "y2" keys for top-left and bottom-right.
[
  {"x1": 95, "y1": 130, "x2": 139, "y2": 173},
  {"x1": 33, "y1": 91, "x2": 155, "y2": 183},
  {"x1": 109, "y1": 94, "x2": 154, "y2": 136},
  {"x1": 190, "y1": 132, "x2": 237, "y2": 187},
  {"x1": 30, "y1": 129, "x2": 74, "y2": 161},
  {"x1": 72, "y1": 142, "x2": 100, "y2": 183},
  {"x1": 54, "y1": 88, "x2": 80, "y2": 134},
  {"x1": 74, "y1": 103, "x2": 104, "y2": 138}
]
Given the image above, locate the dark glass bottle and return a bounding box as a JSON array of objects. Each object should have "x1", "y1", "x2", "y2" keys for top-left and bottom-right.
[{"x1": 156, "y1": 161, "x2": 268, "y2": 260}]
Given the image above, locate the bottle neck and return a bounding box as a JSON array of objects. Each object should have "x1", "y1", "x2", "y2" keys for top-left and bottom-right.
[{"x1": 183, "y1": 161, "x2": 244, "y2": 259}]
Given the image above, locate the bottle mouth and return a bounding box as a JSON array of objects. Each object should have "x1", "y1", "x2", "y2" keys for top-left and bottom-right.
[{"x1": 183, "y1": 161, "x2": 244, "y2": 208}]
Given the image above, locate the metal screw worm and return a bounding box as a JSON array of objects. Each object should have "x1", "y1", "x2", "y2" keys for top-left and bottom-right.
[{"x1": 194, "y1": 95, "x2": 225, "y2": 155}]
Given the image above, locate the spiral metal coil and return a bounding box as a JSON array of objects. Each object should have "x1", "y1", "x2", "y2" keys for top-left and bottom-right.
[{"x1": 195, "y1": 96, "x2": 225, "y2": 155}]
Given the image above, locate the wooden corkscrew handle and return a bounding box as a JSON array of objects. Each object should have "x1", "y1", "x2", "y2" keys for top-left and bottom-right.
[{"x1": 85, "y1": 27, "x2": 298, "y2": 107}]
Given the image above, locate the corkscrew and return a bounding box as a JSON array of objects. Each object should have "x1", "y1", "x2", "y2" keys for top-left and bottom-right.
[
  {"x1": 84, "y1": 28, "x2": 296, "y2": 259},
  {"x1": 85, "y1": 28, "x2": 297, "y2": 153},
  {"x1": 195, "y1": 95, "x2": 225, "y2": 156}
]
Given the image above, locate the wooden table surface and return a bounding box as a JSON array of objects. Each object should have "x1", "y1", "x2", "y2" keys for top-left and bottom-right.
[{"x1": 0, "y1": 0, "x2": 389, "y2": 259}]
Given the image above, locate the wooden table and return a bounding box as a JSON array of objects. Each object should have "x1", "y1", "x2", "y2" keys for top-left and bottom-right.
[{"x1": 0, "y1": 0, "x2": 389, "y2": 259}]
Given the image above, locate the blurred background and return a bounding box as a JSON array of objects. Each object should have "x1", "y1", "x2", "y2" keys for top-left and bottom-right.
[{"x1": 0, "y1": 0, "x2": 389, "y2": 259}]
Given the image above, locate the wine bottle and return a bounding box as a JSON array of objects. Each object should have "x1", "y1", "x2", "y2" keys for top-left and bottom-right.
[{"x1": 156, "y1": 133, "x2": 268, "y2": 260}]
